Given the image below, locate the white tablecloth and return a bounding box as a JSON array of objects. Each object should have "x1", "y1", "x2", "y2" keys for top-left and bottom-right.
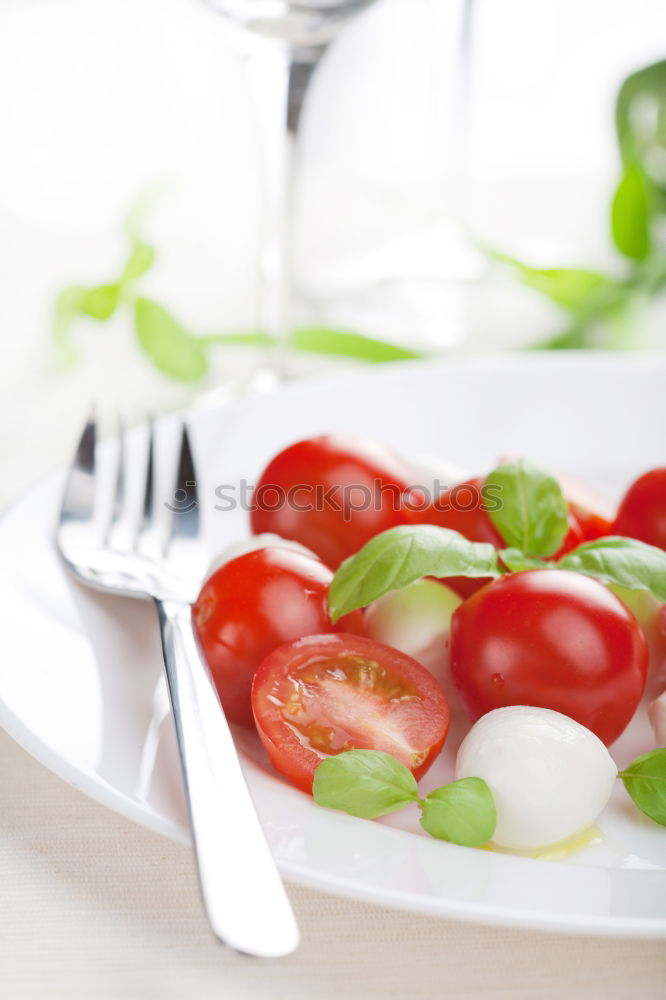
[{"x1": 2, "y1": 728, "x2": 665, "y2": 999}]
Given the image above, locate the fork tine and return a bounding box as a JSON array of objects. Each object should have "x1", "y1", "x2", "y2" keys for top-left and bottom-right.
[
  {"x1": 135, "y1": 415, "x2": 162, "y2": 556},
  {"x1": 141, "y1": 415, "x2": 155, "y2": 530},
  {"x1": 166, "y1": 422, "x2": 200, "y2": 548},
  {"x1": 104, "y1": 413, "x2": 126, "y2": 544},
  {"x1": 59, "y1": 407, "x2": 96, "y2": 524}
]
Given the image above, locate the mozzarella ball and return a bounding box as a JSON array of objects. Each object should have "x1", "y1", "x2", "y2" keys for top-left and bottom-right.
[
  {"x1": 365, "y1": 578, "x2": 461, "y2": 673},
  {"x1": 455, "y1": 706, "x2": 617, "y2": 850},
  {"x1": 206, "y1": 534, "x2": 318, "y2": 578}
]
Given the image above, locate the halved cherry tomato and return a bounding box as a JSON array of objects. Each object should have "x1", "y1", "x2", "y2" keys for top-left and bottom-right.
[
  {"x1": 450, "y1": 569, "x2": 648, "y2": 746},
  {"x1": 613, "y1": 467, "x2": 666, "y2": 550},
  {"x1": 250, "y1": 435, "x2": 415, "y2": 569},
  {"x1": 193, "y1": 547, "x2": 364, "y2": 727},
  {"x1": 251, "y1": 633, "x2": 450, "y2": 793}
]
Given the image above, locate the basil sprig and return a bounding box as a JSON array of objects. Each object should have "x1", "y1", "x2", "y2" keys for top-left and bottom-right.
[
  {"x1": 490, "y1": 59, "x2": 666, "y2": 351},
  {"x1": 619, "y1": 749, "x2": 666, "y2": 827},
  {"x1": 313, "y1": 750, "x2": 496, "y2": 848}
]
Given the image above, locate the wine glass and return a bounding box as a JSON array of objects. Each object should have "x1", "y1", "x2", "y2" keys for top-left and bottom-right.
[{"x1": 204, "y1": 1, "x2": 381, "y2": 381}]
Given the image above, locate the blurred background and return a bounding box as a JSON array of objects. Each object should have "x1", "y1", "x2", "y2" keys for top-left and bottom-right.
[{"x1": 2, "y1": 0, "x2": 666, "y2": 504}]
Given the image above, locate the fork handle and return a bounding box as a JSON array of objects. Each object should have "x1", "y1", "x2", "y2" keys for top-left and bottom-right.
[{"x1": 155, "y1": 598, "x2": 299, "y2": 957}]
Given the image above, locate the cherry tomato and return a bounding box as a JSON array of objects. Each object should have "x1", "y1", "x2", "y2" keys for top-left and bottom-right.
[
  {"x1": 569, "y1": 503, "x2": 612, "y2": 542},
  {"x1": 407, "y1": 476, "x2": 503, "y2": 544},
  {"x1": 251, "y1": 633, "x2": 450, "y2": 793},
  {"x1": 613, "y1": 467, "x2": 666, "y2": 550},
  {"x1": 193, "y1": 547, "x2": 364, "y2": 727},
  {"x1": 450, "y1": 569, "x2": 648, "y2": 746},
  {"x1": 554, "y1": 509, "x2": 586, "y2": 557},
  {"x1": 250, "y1": 435, "x2": 415, "y2": 569}
]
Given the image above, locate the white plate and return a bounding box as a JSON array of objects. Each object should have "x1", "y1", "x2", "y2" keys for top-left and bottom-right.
[{"x1": 2, "y1": 354, "x2": 666, "y2": 938}]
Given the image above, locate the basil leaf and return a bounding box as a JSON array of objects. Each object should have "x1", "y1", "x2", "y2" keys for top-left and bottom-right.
[
  {"x1": 134, "y1": 298, "x2": 207, "y2": 382},
  {"x1": 620, "y1": 749, "x2": 666, "y2": 826},
  {"x1": 122, "y1": 239, "x2": 155, "y2": 282},
  {"x1": 328, "y1": 525, "x2": 501, "y2": 623},
  {"x1": 313, "y1": 749, "x2": 419, "y2": 819},
  {"x1": 616, "y1": 59, "x2": 666, "y2": 169},
  {"x1": 420, "y1": 778, "x2": 496, "y2": 847},
  {"x1": 53, "y1": 285, "x2": 85, "y2": 365},
  {"x1": 558, "y1": 536, "x2": 666, "y2": 602},
  {"x1": 611, "y1": 162, "x2": 651, "y2": 261},
  {"x1": 81, "y1": 283, "x2": 120, "y2": 321},
  {"x1": 291, "y1": 327, "x2": 424, "y2": 363},
  {"x1": 485, "y1": 460, "x2": 569, "y2": 557},
  {"x1": 499, "y1": 548, "x2": 549, "y2": 572},
  {"x1": 493, "y1": 253, "x2": 608, "y2": 311}
]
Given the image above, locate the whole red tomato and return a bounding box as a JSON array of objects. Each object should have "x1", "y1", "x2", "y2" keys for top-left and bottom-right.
[
  {"x1": 251, "y1": 633, "x2": 450, "y2": 793},
  {"x1": 450, "y1": 569, "x2": 648, "y2": 745},
  {"x1": 193, "y1": 547, "x2": 364, "y2": 727},
  {"x1": 613, "y1": 467, "x2": 666, "y2": 550},
  {"x1": 250, "y1": 435, "x2": 415, "y2": 569}
]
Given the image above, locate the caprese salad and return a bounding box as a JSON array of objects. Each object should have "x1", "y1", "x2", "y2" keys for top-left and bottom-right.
[{"x1": 193, "y1": 434, "x2": 666, "y2": 853}]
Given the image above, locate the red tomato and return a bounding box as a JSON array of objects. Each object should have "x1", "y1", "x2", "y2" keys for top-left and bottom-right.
[
  {"x1": 251, "y1": 633, "x2": 450, "y2": 793},
  {"x1": 407, "y1": 476, "x2": 503, "y2": 545},
  {"x1": 569, "y1": 503, "x2": 612, "y2": 542},
  {"x1": 554, "y1": 508, "x2": 586, "y2": 557},
  {"x1": 193, "y1": 547, "x2": 364, "y2": 727},
  {"x1": 613, "y1": 467, "x2": 666, "y2": 550},
  {"x1": 250, "y1": 435, "x2": 416, "y2": 569},
  {"x1": 450, "y1": 569, "x2": 648, "y2": 746}
]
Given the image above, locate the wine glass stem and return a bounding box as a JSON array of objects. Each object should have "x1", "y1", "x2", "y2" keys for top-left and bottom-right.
[{"x1": 243, "y1": 41, "x2": 324, "y2": 373}]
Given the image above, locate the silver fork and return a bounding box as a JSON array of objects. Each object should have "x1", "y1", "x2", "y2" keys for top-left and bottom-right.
[{"x1": 56, "y1": 412, "x2": 299, "y2": 958}]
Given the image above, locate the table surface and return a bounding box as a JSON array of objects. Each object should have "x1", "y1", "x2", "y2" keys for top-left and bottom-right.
[{"x1": 2, "y1": 726, "x2": 666, "y2": 999}]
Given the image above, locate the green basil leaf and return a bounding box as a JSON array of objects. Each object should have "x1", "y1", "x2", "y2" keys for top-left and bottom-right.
[
  {"x1": 291, "y1": 327, "x2": 424, "y2": 363},
  {"x1": 328, "y1": 525, "x2": 501, "y2": 623},
  {"x1": 80, "y1": 283, "x2": 120, "y2": 321},
  {"x1": 611, "y1": 162, "x2": 651, "y2": 261},
  {"x1": 499, "y1": 548, "x2": 549, "y2": 572},
  {"x1": 485, "y1": 460, "x2": 569, "y2": 557},
  {"x1": 557, "y1": 536, "x2": 666, "y2": 602},
  {"x1": 493, "y1": 253, "x2": 609, "y2": 311},
  {"x1": 313, "y1": 749, "x2": 419, "y2": 819},
  {"x1": 620, "y1": 749, "x2": 666, "y2": 826},
  {"x1": 53, "y1": 285, "x2": 85, "y2": 365},
  {"x1": 616, "y1": 59, "x2": 666, "y2": 169},
  {"x1": 134, "y1": 298, "x2": 207, "y2": 382},
  {"x1": 122, "y1": 239, "x2": 155, "y2": 282},
  {"x1": 420, "y1": 778, "x2": 496, "y2": 847}
]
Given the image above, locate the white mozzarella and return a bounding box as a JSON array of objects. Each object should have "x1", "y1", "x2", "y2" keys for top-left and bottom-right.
[{"x1": 455, "y1": 706, "x2": 617, "y2": 850}]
